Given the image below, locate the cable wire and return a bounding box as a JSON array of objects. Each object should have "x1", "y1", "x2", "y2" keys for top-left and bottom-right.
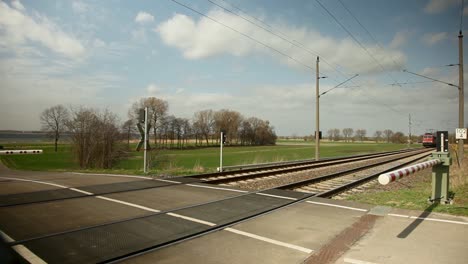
[
  {"x1": 170, "y1": 0, "x2": 315, "y2": 71},
  {"x1": 315, "y1": 0, "x2": 402, "y2": 86}
]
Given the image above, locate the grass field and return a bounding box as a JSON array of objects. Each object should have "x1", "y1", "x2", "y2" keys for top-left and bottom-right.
[{"x1": 0, "y1": 141, "x2": 419, "y2": 175}]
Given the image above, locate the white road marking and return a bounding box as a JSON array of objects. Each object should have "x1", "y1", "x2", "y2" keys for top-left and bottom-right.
[
  {"x1": 344, "y1": 257, "x2": 379, "y2": 264},
  {"x1": 306, "y1": 201, "x2": 368, "y2": 212},
  {"x1": 388, "y1": 213, "x2": 468, "y2": 225},
  {"x1": 12, "y1": 245, "x2": 47, "y2": 264},
  {"x1": 186, "y1": 184, "x2": 248, "y2": 193},
  {"x1": 155, "y1": 179, "x2": 181, "y2": 184},
  {"x1": 0, "y1": 177, "x2": 69, "y2": 189},
  {"x1": 225, "y1": 228, "x2": 313, "y2": 254},
  {"x1": 71, "y1": 172, "x2": 152, "y2": 180},
  {"x1": 69, "y1": 188, "x2": 94, "y2": 195},
  {"x1": 96, "y1": 196, "x2": 161, "y2": 213},
  {"x1": 166, "y1": 213, "x2": 216, "y2": 226},
  {"x1": 0, "y1": 230, "x2": 14, "y2": 242},
  {"x1": 256, "y1": 192, "x2": 298, "y2": 200},
  {"x1": 0, "y1": 230, "x2": 47, "y2": 264}
]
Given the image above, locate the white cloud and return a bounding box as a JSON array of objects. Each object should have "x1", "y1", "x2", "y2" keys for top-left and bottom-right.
[
  {"x1": 72, "y1": 0, "x2": 88, "y2": 14},
  {"x1": 424, "y1": 0, "x2": 459, "y2": 14},
  {"x1": 0, "y1": 1, "x2": 85, "y2": 58},
  {"x1": 93, "y1": 38, "x2": 106, "y2": 48},
  {"x1": 389, "y1": 31, "x2": 408, "y2": 49},
  {"x1": 147, "y1": 83, "x2": 163, "y2": 94},
  {"x1": 11, "y1": 0, "x2": 24, "y2": 11},
  {"x1": 135, "y1": 11, "x2": 154, "y2": 24},
  {"x1": 422, "y1": 32, "x2": 448, "y2": 45},
  {"x1": 156, "y1": 10, "x2": 406, "y2": 74}
]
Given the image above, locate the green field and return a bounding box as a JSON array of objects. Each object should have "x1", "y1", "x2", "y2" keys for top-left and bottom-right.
[{"x1": 0, "y1": 142, "x2": 419, "y2": 175}]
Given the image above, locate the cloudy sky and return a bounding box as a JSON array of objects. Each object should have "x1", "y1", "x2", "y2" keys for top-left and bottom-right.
[{"x1": 0, "y1": 0, "x2": 466, "y2": 136}]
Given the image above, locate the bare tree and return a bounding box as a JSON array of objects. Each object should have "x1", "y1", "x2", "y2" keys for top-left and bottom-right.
[
  {"x1": 213, "y1": 109, "x2": 242, "y2": 144},
  {"x1": 391, "y1": 131, "x2": 406, "y2": 143},
  {"x1": 355, "y1": 129, "x2": 367, "y2": 142},
  {"x1": 67, "y1": 107, "x2": 121, "y2": 169},
  {"x1": 374, "y1": 130, "x2": 383, "y2": 142},
  {"x1": 40, "y1": 105, "x2": 69, "y2": 152},
  {"x1": 383, "y1": 129, "x2": 394, "y2": 143},
  {"x1": 342, "y1": 128, "x2": 354, "y2": 142},
  {"x1": 129, "y1": 97, "x2": 168, "y2": 146},
  {"x1": 193, "y1": 110, "x2": 214, "y2": 145},
  {"x1": 331, "y1": 128, "x2": 341, "y2": 141},
  {"x1": 122, "y1": 119, "x2": 136, "y2": 149}
]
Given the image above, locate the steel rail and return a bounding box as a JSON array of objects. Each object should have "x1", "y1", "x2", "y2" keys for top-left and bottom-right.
[
  {"x1": 276, "y1": 149, "x2": 432, "y2": 190},
  {"x1": 202, "y1": 148, "x2": 426, "y2": 184}
]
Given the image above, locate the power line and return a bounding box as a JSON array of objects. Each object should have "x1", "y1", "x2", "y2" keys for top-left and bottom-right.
[
  {"x1": 169, "y1": 0, "x2": 315, "y2": 71},
  {"x1": 315, "y1": 0, "x2": 402, "y2": 87},
  {"x1": 206, "y1": 0, "x2": 350, "y2": 83},
  {"x1": 337, "y1": 0, "x2": 404, "y2": 71}
]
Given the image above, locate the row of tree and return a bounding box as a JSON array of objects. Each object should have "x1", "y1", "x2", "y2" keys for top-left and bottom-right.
[
  {"x1": 125, "y1": 97, "x2": 277, "y2": 148},
  {"x1": 40, "y1": 98, "x2": 277, "y2": 169},
  {"x1": 300, "y1": 128, "x2": 413, "y2": 143}
]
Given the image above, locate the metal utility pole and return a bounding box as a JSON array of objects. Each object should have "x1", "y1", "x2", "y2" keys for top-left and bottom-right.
[
  {"x1": 458, "y1": 30, "x2": 464, "y2": 164},
  {"x1": 315, "y1": 56, "x2": 320, "y2": 161}
]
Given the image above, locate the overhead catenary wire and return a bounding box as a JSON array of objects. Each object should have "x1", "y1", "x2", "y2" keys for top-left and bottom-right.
[
  {"x1": 337, "y1": 0, "x2": 405, "y2": 71},
  {"x1": 315, "y1": 0, "x2": 402, "y2": 87},
  {"x1": 207, "y1": 0, "x2": 354, "y2": 82},
  {"x1": 169, "y1": 0, "x2": 316, "y2": 72}
]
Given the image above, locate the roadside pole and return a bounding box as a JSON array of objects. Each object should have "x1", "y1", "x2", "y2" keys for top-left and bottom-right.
[
  {"x1": 315, "y1": 56, "x2": 320, "y2": 161},
  {"x1": 219, "y1": 131, "x2": 224, "y2": 172},
  {"x1": 458, "y1": 30, "x2": 464, "y2": 165},
  {"x1": 144, "y1": 107, "x2": 148, "y2": 174}
]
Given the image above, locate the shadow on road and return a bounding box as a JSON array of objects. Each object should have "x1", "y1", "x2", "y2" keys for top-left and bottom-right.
[{"x1": 397, "y1": 203, "x2": 438, "y2": 239}]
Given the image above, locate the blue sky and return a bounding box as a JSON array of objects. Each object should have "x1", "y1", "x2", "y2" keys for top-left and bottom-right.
[{"x1": 0, "y1": 0, "x2": 466, "y2": 136}]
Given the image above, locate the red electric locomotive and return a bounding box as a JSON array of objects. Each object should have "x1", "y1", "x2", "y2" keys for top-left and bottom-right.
[{"x1": 422, "y1": 133, "x2": 436, "y2": 148}]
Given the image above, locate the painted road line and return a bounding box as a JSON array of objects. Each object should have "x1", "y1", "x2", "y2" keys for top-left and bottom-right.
[
  {"x1": 186, "y1": 184, "x2": 248, "y2": 193},
  {"x1": 344, "y1": 257, "x2": 379, "y2": 264},
  {"x1": 155, "y1": 179, "x2": 181, "y2": 184},
  {"x1": 163, "y1": 211, "x2": 315, "y2": 254},
  {"x1": 225, "y1": 228, "x2": 314, "y2": 254},
  {"x1": 166, "y1": 213, "x2": 217, "y2": 226},
  {"x1": 388, "y1": 213, "x2": 468, "y2": 225},
  {"x1": 1, "y1": 230, "x2": 47, "y2": 264},
  {"x1": 0, "y1": 230, "x2": 14, "y2": 242},
  {"x1": 0, "y1": 177, "x2": 69, "y2": 189},
  {"x1": 69, "y1": 188, "x2": 94, "y2": 195},
  {"x1": 12, "y1": 245, "x2": 47, "y2": 264},
  {"x1": 71, "y1": 172, "x2": 153, "y2": 180},
  {"x1": 306, "y1": 201, "x2": 368, "y2": 212},
  {"x1": 96, "y1": 196, "x2": 161, "y2": 213},
  {"x1": 256, "y1": 192, "x2": 298, "y2": 200}
]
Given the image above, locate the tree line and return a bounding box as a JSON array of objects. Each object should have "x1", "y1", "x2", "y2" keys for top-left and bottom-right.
[
  {"x1": 40, "y1": 97, "x2": 277, "y2": 169},
  {"x1": 300, "y1": 128, "x2": 414, "y2": 143}
]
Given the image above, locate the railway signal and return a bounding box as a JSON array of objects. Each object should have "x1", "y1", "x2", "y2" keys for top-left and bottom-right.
[{"x1": 136, "y1": 107, "x2": 150, "y2": 173}]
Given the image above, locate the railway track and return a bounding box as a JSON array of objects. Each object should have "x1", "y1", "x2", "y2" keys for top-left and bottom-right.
[
  {"x1": 277, "y1": 149, "x2": 432, "y2": 198},
  {"x1": 192, "y1": 148, "x2": 429, "y2": 186}
]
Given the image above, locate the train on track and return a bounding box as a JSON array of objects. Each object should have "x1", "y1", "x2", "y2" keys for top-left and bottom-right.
[{"x1": 422, "y1": 133, "x2": 436, "y2": 148}]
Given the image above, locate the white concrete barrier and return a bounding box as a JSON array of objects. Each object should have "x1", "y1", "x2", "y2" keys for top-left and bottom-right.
[
  {"x1": 0, "y1": 150, "x2": 43, "y2": 155},
  {"x1": 378, "y1": 159, "x2": 441, "y2": 185}
]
